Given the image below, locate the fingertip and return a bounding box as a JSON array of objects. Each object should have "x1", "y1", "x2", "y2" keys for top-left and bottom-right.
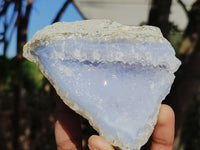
[
  {"x1": 159, "y1": 104, "x2": 175, "y2": 126},
  {"x1": 151, "y1": 104, "x2": 175, "y2": 150},
  {"x1": 88, "y1": 135, "x2": 114, "y2": 150}
]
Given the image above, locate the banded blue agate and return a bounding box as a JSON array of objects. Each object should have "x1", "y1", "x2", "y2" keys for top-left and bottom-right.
[{"x1": 23, "y1": 19, "x2": 181, "y2": 150}]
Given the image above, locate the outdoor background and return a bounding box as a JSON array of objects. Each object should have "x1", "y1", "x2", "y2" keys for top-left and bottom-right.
[{"x1": 0, "y1": 0, "x2": 200, "y2": 150}]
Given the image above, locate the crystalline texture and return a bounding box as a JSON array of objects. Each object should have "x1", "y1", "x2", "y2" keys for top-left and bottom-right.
[{"x1": 23, "y1": 19, "x2": 181, "y2": 150}]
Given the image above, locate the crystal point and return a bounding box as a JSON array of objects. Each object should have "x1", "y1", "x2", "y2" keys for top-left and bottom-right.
[{"x1": 23, "y1": 19, "x2": 181, "y2": 150}]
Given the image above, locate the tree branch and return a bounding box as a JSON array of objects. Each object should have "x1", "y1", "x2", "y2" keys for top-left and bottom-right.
[
  {"x1": 72, "y1": 0, "x2": 86, "y2": 19},
  {"x1": 52, "y1": 0, "x2": 72, "y2": 23},
  {"x1": 17, "y1": 0, "x2": 33, "y2": 58},
  {"x1": 3, "y1": 13, "x2": 8, "y2": 57},
  {"x1": 0, "y1": 0, "x2": 10, "y2": 15},
  {"x1": 24, "y1": 0, "x2": 33, "y2": 22},
  {"x1": 177, "y1": 0, "x2": 189, "y2": 18}
]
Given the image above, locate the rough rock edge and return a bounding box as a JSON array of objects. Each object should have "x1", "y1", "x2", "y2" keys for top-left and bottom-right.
[
  {"x1": 24, "y1": 19, "x2": 166, "y2": 51},
  {"x1": 23, "y1": 19, "x2": 167, "y2": 62}
]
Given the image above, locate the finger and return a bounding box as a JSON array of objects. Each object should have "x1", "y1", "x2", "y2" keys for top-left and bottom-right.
[
  {"x1": 88, "y1": 135, "x2": 115, "y2": 150},
  {"x1": 55, "y1": 98, "x2": 82, "y2": 150},
  {"x1": 151, "y1": 104, "x2": 175, "y2": 150}
]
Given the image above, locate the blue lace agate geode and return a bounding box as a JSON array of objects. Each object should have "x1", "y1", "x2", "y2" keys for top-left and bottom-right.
[{"x1": 23, "y1": 19, "x2": 181, "y2": 150}]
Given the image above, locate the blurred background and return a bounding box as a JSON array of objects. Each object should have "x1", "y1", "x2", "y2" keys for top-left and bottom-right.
[{"x1": 0, "y1": 0, "x2": 200, "y2": 150}]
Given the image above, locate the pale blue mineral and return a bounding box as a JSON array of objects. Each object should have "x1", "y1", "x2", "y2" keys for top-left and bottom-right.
[{"x1": 23, "y1": 19, "x2": 181, "y2": 150}]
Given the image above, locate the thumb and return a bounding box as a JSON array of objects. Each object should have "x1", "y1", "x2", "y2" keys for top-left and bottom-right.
[{"x1": 88, "y1": 135, "x2": 115, "y2": 150}]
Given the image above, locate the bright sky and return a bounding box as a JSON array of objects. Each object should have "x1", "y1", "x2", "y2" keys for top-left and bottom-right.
[{"x1": 1, "y1": 0, "x2": 83, "y2": 57}]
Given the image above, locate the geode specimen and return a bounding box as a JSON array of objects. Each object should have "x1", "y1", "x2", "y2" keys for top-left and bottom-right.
[{"x1": 23, "y1": 19, "x2": 181, "y2": 150}]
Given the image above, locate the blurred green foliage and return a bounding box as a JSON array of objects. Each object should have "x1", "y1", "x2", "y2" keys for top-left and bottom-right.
[
  {"x1": 22, "y1": 60, "x2": 44, "y2": 90},
  {"x1": 0, "y1": 57, "x2": 57, "y2": 150},
  {"x1": 168, "y1": 32, "x2": 183, "y2": 53}
]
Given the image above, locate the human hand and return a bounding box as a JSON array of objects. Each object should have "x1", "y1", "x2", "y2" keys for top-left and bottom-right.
[{"x1": 55, "y1": 99, "x2": 174, "y2": 150}]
